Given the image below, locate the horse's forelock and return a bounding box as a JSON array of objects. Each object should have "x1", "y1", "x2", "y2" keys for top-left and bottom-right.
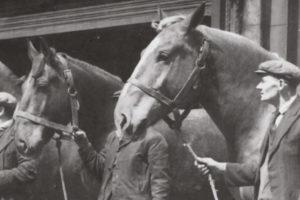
[{"x1": 155, "y1": 15, "x2": 186, "y2": 32}]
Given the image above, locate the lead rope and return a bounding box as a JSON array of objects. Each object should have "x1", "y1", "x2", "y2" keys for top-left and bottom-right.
[
  {"x1": 171, "y1": 111, "x2": 219, "y2": 200},
  {"x1": 55, "y1": 137, "x2": 69, "y2": 200},
  {"x1": 182, "y1": 142, "x2": 219, "y2": 200}
]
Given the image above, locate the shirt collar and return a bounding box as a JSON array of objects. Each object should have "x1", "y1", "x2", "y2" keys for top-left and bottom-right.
[{"x1": 278, "y1": 95, "x2": 298, "y2": 115}]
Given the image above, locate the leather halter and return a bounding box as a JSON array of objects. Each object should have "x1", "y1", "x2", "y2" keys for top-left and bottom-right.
[
  {"x1": 15, "y1": 57, "x2": 79, "y2": 140},
  {"x1": 128, "y1": 39, "x2": 209, "y2": 129}
]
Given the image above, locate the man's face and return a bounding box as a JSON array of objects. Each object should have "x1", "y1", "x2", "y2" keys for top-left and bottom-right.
[{"x1": 256, "y1": 75, "x2": 281, "y2": 104}]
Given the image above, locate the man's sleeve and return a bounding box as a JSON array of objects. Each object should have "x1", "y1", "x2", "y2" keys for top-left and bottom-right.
[
  {"x1": 0, "y1": 153, "x2": 37, "y2": 191},
  {"x1": 225, "y1": 162, "x2": 257, "y2": 186},
  {"x1": 148, "y1": 134, "x2": 170, "y2": 200},
  {"x1": 78, "y1": 135, "x2": 111, "y2": 178}
]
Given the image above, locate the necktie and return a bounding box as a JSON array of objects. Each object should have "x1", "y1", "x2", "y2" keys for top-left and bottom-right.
[{"x1": 269, "y1": 112, "x2": 281, "y2": 146}]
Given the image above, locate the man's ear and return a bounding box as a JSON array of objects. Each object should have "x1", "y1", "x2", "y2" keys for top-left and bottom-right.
[
  {"x1": 279, "y1": 79, "x2": 288, "y2": 89},
  {"x1": 0, "y1": 106, "x2": 5, "y2": 117}
]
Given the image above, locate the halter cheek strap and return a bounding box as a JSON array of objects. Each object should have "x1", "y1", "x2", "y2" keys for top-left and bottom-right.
[
  {"x1": 128, "y1": 39, "x2": 209, "y2": 129},
  {"x1": 14, "y1": 66, "x2": 80, "y2": 140}
]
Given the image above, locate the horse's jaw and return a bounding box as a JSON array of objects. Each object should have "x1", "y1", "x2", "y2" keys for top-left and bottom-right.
[{"x1": 114, "y1": 84, "x2": 168, "y2": 136}]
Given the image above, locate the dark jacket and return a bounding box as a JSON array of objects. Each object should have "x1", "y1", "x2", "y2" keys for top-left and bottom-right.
[
  {"x1": 0, "y1": 125, "x2": 37, "y2": 200},
  {"x1": 79, "y1": 128, "x2": 170, "y2": 200},
  {"x1": 225, "y1": 96, "x2": 300, "y2": 200}
]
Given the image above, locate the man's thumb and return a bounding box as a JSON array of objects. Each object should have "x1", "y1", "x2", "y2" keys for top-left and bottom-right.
[{"x1": 196, "y1": 157, "x2": 210, "y2": 164}]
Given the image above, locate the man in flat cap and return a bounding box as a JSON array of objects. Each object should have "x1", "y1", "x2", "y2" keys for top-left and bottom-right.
[
  {"x1": 194, "y1": 59, "x2": 300, "y2": 200},
  {"x1": 0, "y1": 92, "x2": 37, "y2": 200}
]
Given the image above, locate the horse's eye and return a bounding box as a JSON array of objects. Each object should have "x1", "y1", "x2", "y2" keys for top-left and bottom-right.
[{"x1": 157, "y1": 51, "x2": 170, "y2": 61}]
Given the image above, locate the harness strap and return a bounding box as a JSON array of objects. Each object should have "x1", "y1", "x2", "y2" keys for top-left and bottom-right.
[
  {"x1": 15, "y1": 110, "x2": 73, "y2": 135},
  {"x1": 163, "y1": 108, "x2": 192, "y2": 129},
  {"x1": 128, "y1": 78, "x2": 175, "y2": 108},
  {"x1": 14, "y1": 66, "x2": 79, "y2": 140},
  {"x1": 64, "y1": 69, "x2": 79, "y2": 130},
  {"x1": 128, "y1": 39, "x2": 209, "y2": 129}
]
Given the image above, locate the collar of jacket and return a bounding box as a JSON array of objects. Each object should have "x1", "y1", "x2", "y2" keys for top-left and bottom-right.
[{"x1": 0, "y1": 125, "x2": 13, "y2": 153}]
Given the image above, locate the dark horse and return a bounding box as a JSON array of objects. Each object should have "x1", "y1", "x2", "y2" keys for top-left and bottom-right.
[
  {"x1": 0, "y1": 61, "x2": 100, "y2": 199},
  {"x1": 114, "y1": 4, "x2": 280, "y2": 200},
  {"x1": 12, "y1": 39, "x2": 235, "y2": 199},
  {"x1": 13, "y1": 40, "x2": 123, "y2": 199}
]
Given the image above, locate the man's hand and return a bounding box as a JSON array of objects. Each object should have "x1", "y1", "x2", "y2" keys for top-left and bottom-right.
[
  {"x1": 73, "y1": 129, "x2": 89, "y2": 148},
  {"x1": 194, "y1": 157, "x2": 227, "y2": 176}
]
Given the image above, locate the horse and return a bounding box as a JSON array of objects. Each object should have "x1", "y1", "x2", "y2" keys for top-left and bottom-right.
[
  {"x1": 0, "y1": 61, "x2": 100, "y2": 199},
  {"x1": 12, "y1": 39, "x2": 236, "y2": 199},
  {"x1": 114, "y1": 3, "x2": 280, "y2": 199}
]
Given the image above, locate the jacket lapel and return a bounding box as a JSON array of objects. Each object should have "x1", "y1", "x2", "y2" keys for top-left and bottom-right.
[
  {"x1": 0, "y1": 127, "x2": 13, "y2": 153},
  {"x1": 258, "y1": 111, "x2": 278, "y2": 166},
  {"x1": 258, "y1": 133, "x2": 269, "y2": 167},
  {"x1": 269, "y1": 96, "x2": 300, "y2": 159}
]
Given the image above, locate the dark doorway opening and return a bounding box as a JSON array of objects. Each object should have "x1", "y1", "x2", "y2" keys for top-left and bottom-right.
[{"x1": 0, "y1": 16, "x2": 210, "y2": 80}]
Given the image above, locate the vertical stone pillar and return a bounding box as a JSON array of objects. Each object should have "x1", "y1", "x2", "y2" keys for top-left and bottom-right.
[
  {"x1": 211, "y1": 0, "x2": 226, "y2": 29},
  {"x1": 286, "y1": 0, "x2": 299, "y2": 64},
  {"x1": 269, "y1": 0, "x2": 288, "y2": 58},
  {"x1": 241, "y1": 0, "x2": 261, "y2": 44}
]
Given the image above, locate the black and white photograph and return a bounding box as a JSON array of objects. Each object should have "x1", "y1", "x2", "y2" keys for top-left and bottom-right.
[{"x1": 0, "y1": 0, "x2": 299, "y2": 200}]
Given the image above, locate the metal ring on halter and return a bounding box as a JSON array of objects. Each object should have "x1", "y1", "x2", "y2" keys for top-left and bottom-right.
[{"x1": 68, "y1": 87, "x2": 78, "y2": 97}]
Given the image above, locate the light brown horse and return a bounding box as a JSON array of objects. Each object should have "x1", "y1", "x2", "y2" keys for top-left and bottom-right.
[
  {"x1": 12, "y1": 39, "x2": 235, "y2": 199},
  {"x1": 114, "y1": 3, "x2": 280, "y2": 199}
]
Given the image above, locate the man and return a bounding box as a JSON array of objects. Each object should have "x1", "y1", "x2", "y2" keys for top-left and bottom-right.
[
  {"x1": 0, "y1": 92, "x2": 37, "y2": 199},
  {"x1": 74, "y1": 126, "x2": 170, "y2": 200},
  {"x1": 195, "y1": 60, "x2": 300, "y2": 200}
]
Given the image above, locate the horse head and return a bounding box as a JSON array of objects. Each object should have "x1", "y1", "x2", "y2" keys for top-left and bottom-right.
[
  {"x1": 115, "y1": 3, "x2": 207, "y2": 135},
  {"x1": 15, "y1": 38, "x2": 72, "y2": 157}
]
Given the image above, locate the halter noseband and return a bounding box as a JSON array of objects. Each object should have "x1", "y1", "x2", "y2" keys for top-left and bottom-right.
[
  {"x1": 128, "y1": 39, "x2": 209, "y2": 129},
  {"x1": 15, "y1": 57, "x2": 79, "y2": 140}
]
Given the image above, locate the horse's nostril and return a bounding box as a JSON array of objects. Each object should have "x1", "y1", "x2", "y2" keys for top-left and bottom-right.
[
  {"x1": 18, "y1": 140, "x2": 28, "y2": 153},
  {"x1": 120, "y1": 113, "x2": 127, "y2": 129}
]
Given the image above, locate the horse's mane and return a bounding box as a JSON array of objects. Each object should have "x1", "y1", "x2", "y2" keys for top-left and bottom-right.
[
  {"x1": 154, "y1": 15, "x2": 186, "y2": 32},
  {"x1": 198, "y1": 25, "x2": 278, "y2": 60},
  {"x1": 58, "y1": 52, "x2": 122, "y2": 84}
]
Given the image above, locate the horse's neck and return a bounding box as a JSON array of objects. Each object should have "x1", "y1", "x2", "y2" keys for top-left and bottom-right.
[
  {"x1": 200, "y1": 27, "x2": 278, "y2": 162},
  {"x1": 201, "y1": 90, "x2": 273, "y2": 163},
  {"x1": 67, "y1": 61, "x2": 123, "y2": 148}
]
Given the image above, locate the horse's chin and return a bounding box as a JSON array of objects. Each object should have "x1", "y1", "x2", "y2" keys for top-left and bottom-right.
[
  {"x1": 15, "y1": 132, "x2": 47, "y2": 158},
  {"x1": 23, "y1": 145, "x2": 43, "y2": 158},
  {"x1": 16, "y1": 139, "x2": 44, "y2": 158}
]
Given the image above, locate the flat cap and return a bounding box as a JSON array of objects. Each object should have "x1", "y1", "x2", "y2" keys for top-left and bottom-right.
[
  {"x1": 255, "y1": 60, "x2": 300, "y2": 84},
  {"x1": 0, "y1": 92, "x2": 17, "y2": 109}
]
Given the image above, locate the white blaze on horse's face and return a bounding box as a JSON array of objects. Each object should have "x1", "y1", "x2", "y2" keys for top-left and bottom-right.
[
  {"x1": 115, "y1": 3, "x2": 206, "y2": 135},
  {"x1": 15, "y1": 60, "x2": 51, "y2": 156},
  {"x1": 15, "y1": 43, "x2": 70, "y2": 157},
  {"x1": 115, "y1": 23, "x2": 199, "y2": 135}
]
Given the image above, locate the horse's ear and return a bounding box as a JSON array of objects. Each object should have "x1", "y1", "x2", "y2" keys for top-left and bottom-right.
[
  {"x1": 186, "y1": 3, "x2": 206, "y2": 33},
  {"x1": 39, "y1": 37, "x2": 53, "y2": 58},
  {"x1": 27, "y1": 40, "x2": 39, "y2": 61},
  {"x1": 151, "y1": 6, "x2": 168, "y2": 31},
  {"x1": 158, "y1": 6, "x2": 168, "y2": 20}
]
